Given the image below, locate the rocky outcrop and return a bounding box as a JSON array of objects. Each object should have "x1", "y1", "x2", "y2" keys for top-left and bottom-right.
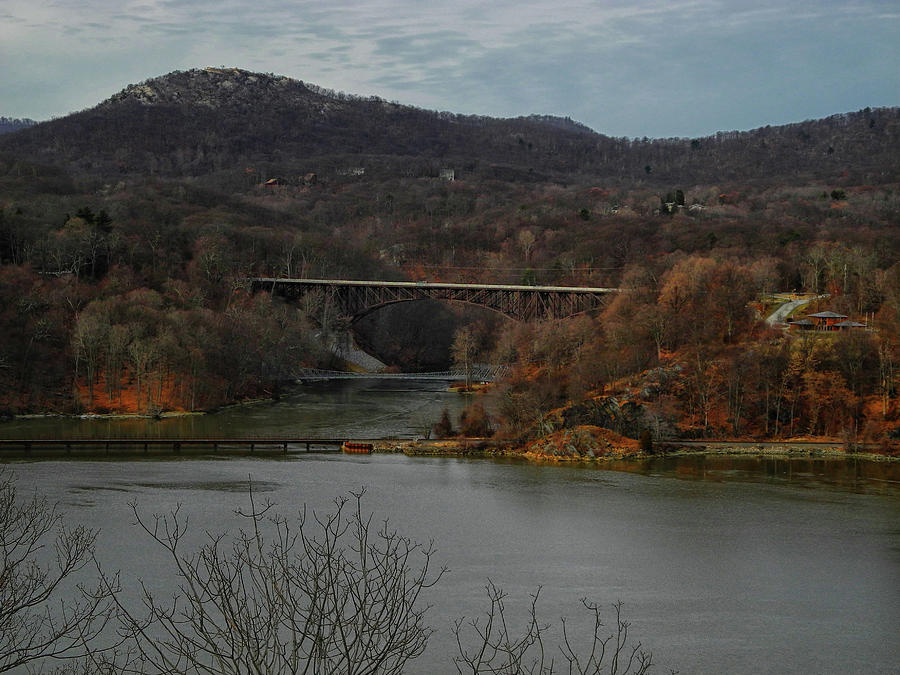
[{"x1": 523, "y1": 426, "x2": 639, "y2": 461}]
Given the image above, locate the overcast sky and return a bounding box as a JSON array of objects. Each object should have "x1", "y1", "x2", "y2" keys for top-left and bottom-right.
[{"x1": 1, "y1": 0, "x2": 897, "y2": 138}]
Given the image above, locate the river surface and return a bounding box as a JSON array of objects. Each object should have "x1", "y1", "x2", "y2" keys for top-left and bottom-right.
[
  {"x1": 3, "y1": 380, "x2": 899, "y2": 673},
  {"x1": 0, "y1": 379, "x2": 471, "y2": 439}
]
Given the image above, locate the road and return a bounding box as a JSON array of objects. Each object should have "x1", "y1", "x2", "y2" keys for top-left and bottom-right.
[{"x1": 765, "y1": 294, "x2": 821, "y2": 326}]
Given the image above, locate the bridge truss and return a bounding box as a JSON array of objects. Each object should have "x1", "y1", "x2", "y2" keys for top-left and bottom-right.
[{"x1": 252, "y1": 278, "x2": 617, "y2": 322}]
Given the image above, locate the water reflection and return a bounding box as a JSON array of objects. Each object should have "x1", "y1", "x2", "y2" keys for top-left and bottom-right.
[{"x1": 0, "y1": 379, "x2": 471, "y2": 440}]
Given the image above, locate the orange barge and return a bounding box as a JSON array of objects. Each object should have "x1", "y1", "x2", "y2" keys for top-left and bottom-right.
[{"x1": 341, "y1": 442, "x2": 374, "y2": 454}]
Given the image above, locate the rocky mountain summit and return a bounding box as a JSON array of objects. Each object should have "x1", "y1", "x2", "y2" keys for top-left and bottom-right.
[{"x1": 105, "y1": 68, "x2": 321, "y2": 110}]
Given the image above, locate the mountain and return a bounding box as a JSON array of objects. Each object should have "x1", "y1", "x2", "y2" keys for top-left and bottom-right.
[
  {"x1": 0, "y1": 67, "x2": 897, "y2": 185},
  {"x1": 0, "y1": 117, "x2": 37, "y2": 134}
]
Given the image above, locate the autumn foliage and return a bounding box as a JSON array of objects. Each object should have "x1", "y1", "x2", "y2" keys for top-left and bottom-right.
[{"x1": 0, "y1": 101, "x2": 898, "y2": 440}]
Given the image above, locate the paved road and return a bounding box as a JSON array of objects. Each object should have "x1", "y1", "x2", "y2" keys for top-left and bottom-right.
[{"x1": 765, "y1": 295, "x2": 821, "y2": 326}]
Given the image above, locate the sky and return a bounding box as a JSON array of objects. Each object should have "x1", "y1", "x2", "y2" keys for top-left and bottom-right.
[{"x1": 1, "y1": 0, "x2": 898, "y2": 138}]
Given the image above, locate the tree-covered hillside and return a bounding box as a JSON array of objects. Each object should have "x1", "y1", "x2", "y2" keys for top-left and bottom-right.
[
  {"x1": 1, "y1": 68, "x2": 897, "y2": 185},
  {"x1": 0, "y1": 68, "x2": 897, "y2": 447}
]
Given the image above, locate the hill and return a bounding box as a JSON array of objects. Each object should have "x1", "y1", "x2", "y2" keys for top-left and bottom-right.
[
  {"x1": 0, "y1": 67, "x2": 897, "y2": 185},
  {"x1": 0, "y1": 117, "x2": 37, "y2": 134}
]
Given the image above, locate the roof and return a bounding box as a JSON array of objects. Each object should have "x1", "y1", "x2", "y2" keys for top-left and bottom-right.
[
  {"x1": 808, "y1": 311, "x2": 848, "y2": 319},
  {"x1": 833, "y1": 320, "x2": 866, "y2": 327},
  {"x1": 789, "y1": 319, "x2": 814, "y2": 325}
]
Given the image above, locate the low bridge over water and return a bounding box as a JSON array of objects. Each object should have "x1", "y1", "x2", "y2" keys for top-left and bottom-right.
[
  {"x1": 253, "y1": 278, "x2": 617, "y2": 322},
  {"x1": 294, "y1": 365, "x2": 509, "y2": 381}
]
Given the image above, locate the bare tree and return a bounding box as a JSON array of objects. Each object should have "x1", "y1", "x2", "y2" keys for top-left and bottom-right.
[
  {"x1": 453, "y1": 581, "x2": 656, "y2": 675},
  {"x1": 452, "y1": 326, "x2": 478, "y2": 391},
  {"x1": 0, "y1": 471, "x2": 112, "y2": 673},
  {"x1": 101, "y1": 487, "x2": 445, "y2": 674}
]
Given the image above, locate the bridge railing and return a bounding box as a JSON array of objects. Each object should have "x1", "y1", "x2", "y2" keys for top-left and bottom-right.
[{"x1": 294, "y1": 365, "x2": 509, "y2": 381}]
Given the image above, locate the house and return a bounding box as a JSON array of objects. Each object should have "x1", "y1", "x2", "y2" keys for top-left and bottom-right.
[
  {"x1": 791, "y1": 311, "x2": 867, "y2": 332},
  {"x1": 807, "y1": 311, "x2": 847, "y2": 330},
  {"x1": 833, "y1": 320, "x2": 867, "y2": 330},
  {"x1": 439, "y1": 168, "x2": 456, "y2": 181},
  {"x1": 788, "y1": 318, "x2": 815, "y2": 330}
]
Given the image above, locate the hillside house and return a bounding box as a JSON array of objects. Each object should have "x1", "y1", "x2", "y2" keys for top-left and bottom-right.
[
  {"x1": 833, "y1": 320, "x2": 867, "y2": 330},
  {"x1": 807, "y1": 311, "x2": 847, "y2": 329},
  {"x1": 790, "y1": 311, "x2": 867, "y2": 332},
  {"x1": 788, "y1": 318, "x2": 815, "y2": 330}
]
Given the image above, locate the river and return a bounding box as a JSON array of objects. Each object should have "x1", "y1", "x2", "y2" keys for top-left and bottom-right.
[{"x1": 3, "y1": 379, "x2": 899, "y2": 673}]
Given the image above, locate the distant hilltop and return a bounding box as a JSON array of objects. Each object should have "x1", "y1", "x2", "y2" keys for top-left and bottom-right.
[
  {"x1": 0, "y1": 117, "x2": 37, "y2": 134},
  {"x1": 0, "y1": 67, "x2": 897, "y2": 185}
]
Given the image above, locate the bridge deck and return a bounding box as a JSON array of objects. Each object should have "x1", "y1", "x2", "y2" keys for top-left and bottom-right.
[
  {"x1": 0, "y1": 438, "x2": 350, "y2": 456},
  {"x1": 253, "y1": 278, "x2": 619, "y2": 293},
  {"x1": 293, "y1": 366, "x2": 508, "y2": 381}
]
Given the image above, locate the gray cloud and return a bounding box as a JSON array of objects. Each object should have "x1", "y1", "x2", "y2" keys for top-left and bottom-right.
[{"x1": 0, "y1": 0, "x2": 896, "y2": 137}]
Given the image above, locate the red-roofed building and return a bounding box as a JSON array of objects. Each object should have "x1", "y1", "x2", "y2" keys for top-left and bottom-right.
[{"x1": 807, "y1": 311, "x2": 847, "y2": 330}]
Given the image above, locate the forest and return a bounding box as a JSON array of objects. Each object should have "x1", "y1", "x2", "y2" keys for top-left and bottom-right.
[{"x1": 0, "y1": 68, "x2": 897, "y2": 448}]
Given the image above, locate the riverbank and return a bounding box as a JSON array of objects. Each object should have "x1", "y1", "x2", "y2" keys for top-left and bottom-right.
[{"x1": 378, "y1": 427, "x2": 900, "y2": 464}]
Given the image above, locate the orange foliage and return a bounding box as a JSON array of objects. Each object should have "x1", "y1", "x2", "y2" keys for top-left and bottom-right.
[{"x1": 75, "y1": 369, "x2": 188, "y2": 414}]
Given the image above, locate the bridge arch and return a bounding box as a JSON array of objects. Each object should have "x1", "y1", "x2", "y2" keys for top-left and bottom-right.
[
  {"x1": 252, "y1": 278, "x2": 617, "y2": 322},
  {"x1": 349, "y1": 297, "x2": 517, "y2": 323}
]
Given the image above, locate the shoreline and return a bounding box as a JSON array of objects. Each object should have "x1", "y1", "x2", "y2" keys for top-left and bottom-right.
[{"x1": 376, "y1": 438, "x2": 900, "y2": 464}]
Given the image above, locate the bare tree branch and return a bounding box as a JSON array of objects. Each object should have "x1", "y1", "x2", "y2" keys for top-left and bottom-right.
[
  {"x1": 105, "y1": 485, "x2": 445, "y2": 674},
  {"x1": 453, "y1": 582, "x2": 656, "y2": 675},
  {"x1": 0, "y1": 470, "x2": 114, "y2": 673}
]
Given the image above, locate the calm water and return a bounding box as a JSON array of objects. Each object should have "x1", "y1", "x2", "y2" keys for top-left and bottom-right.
[
  {"x1": 4, "y1": 380, "x2": 899, "y2": 673},
  {"x1": 0, "y1": 379, "x2": 472, "y2": 439}
]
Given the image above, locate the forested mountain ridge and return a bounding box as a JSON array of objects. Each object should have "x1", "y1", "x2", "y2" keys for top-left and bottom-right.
[
  {"x1": 0, "y1": 67, "x2": 897, "y2": 185},
  {"x1": 0, "y1": 117, "x2": 37, "y2": 134}
]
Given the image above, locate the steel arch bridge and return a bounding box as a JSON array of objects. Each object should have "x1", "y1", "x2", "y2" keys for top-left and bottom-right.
[{"x1": 252, "y1": 278, "x2": 618, "y2": 322}]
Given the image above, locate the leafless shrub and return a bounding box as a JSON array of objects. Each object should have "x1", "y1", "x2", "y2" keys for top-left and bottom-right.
[
  {"x1": 0, "y1": 470, "x2": 112, "y2": 673},
  {"x1": 99, "y1": 487, "x2": 445, "y2": 674},
  {"x1": 453, "y1": 581, "x2": 656, "y2": 675}
]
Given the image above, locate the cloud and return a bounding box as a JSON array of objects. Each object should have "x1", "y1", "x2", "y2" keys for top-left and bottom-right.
[{"x1": 0, "y1": 0, "x2": 897, "y2": 136}]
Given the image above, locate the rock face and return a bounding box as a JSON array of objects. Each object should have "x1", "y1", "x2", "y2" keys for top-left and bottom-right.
[
  {"x1": 552, "y1": 395, "x2": 662, "y2": 440},
  {"x1": 104, "y1": 68, "x2": 318, "y2": 110},
  {"x1": 524, "y1": 426, "x2": 639, "y2": 461}
]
